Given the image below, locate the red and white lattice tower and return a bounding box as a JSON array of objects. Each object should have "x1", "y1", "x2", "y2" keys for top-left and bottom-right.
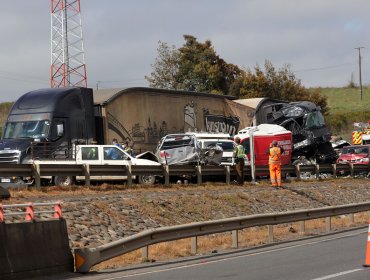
[{"x1": 50, "y1": 0, "x2": 87, "y2": 88}]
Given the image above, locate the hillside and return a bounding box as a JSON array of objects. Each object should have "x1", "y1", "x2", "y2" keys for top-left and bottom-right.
[
  {"x1": 311, "y1": 87, "x2": 370, "y2": 114},
  {"x1": 311, "y1": 87, "x2": 370, "y2": 140}
]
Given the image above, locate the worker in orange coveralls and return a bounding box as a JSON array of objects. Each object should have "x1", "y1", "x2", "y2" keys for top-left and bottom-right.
[{"x1": 267, "y1": 140, "x2": 284, "y2": 189}]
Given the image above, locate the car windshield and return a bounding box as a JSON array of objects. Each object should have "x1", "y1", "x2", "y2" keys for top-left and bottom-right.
[
  {"x1": 342, "y1": 147, "x2": 369, "y2": 154},
  {"x1": 3, "y1": 120, "x2": 50, "y2": 139},
  {"x1": 305, "y1": 111, "x2": 325, "y2": 128},
  {"x1": 160, "y1": 135, "x2": 195, "y2": 150},
  {"x1": 203, "y1": 141, "x2": 235, "y2": 152}
]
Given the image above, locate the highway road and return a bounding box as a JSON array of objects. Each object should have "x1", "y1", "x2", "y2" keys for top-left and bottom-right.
[{"x1": 67, "y1": 228, "x2": 370, "y2": 280}]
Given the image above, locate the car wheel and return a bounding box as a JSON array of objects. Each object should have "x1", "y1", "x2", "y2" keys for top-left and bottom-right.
[
  {"x1": 138, "y1": 175, "x2": 156, "y2": 185},
  {"x1": 54, "y1": 176, "x2": 75, "y2": 187}
]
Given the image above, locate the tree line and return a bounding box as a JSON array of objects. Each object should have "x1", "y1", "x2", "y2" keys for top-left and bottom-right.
[{"x1": 145, "y1": 35, "x2": 328, "y2": 114}]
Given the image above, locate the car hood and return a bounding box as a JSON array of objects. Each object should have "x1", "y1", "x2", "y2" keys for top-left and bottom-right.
[
  {"x1": 133, "y1": 158, "x2": 161, "y2": 166},
  {"x1": 338, "y1": 154, "x2": 367, "y2": 160}
]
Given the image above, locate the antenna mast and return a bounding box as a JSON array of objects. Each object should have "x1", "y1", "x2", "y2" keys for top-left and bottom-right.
[{"x1": 50, "y1": 0, "x2": 87, "y2": 88}]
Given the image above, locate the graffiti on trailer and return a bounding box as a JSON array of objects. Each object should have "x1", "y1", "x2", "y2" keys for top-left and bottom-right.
[
  {"x1": 203, "y1": 109, "x2": 240, "y2": 135},
  {"x1": 107, "y1": 112, "x2": 131, "y2": 141},
  {"x1": 130, "y1": 118, "x2": 170, "y2": 145},
  {"x1": 184, "y1": 101, "x2": 197, "y2": 130}
]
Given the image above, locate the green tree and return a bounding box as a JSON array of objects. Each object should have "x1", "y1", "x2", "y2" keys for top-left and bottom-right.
[
  {"x1": 145, "y1": 41, "x2": 181, "y2": 89},
  {"x1": 229, "y1": 61, "x2": 328, "y2": 113},
  {"x1": 146, "y1": 36, "x2": 327, "y2": 112},
  {"x1": 146, "y1": 35, "x2": 242, "y2": 94},
  {"x1": 176, "y1": 35, "x2": 241, "y2": 94}
]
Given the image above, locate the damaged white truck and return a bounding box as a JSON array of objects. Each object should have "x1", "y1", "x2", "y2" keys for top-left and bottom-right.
[{"x1": 32, "y1": 144, "x2": 161, "y2": 187}]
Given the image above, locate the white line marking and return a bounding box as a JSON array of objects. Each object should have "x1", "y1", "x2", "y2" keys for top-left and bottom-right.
[
  {"x1": 81, "y1": 230, "x2": 366, "y2": 280},
  {"x1": 310, "y1": 268, "x2": 363, "y2": 280}
]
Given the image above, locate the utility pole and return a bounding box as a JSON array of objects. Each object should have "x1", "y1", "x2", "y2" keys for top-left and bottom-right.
[
  {"x1": 355, "y1": 47, "x2": 364, "y2": 100},
  {"x1": 96, "y1": 81, "x2": 101, "y2": 90}
]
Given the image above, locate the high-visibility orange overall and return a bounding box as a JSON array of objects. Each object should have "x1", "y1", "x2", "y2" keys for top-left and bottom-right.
[{"x1": 269, "y1": 147, "x2": 282, "y2": 187}]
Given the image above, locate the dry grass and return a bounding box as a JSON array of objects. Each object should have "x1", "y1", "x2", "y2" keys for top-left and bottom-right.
[
  {"x1": 92, "y1": 211, "x2": 370, "y2": 271},
  {"x1": 6, "y1": 182, "x2": 242, "y2": 200}
]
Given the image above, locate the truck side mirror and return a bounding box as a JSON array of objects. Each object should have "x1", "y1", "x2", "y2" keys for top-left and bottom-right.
[{"x1": 57, "y1": 124, "x2": 64, "y2": 137}]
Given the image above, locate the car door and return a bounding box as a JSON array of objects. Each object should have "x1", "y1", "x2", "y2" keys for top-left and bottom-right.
[
  {"x1": 77, "y1": 146, "x2": 103, "y2": 181},
  {"x1": 101, "y1": 146, "x2": 132, "y2": 180}
]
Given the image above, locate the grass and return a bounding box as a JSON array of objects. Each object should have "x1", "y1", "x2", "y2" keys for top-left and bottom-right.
[
  {"x1": 306, "y1": 87, "x2": 370, "y2": 140},
  {"x1": 312, "y1": 87, "x2": 370, "y2": 114}
]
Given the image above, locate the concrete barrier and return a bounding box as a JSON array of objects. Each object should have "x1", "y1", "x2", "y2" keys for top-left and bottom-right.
[
  {"x1": 0, "y1": 219, "x2": 73, "y2": 279},
  {"x1": 0, "y1": 187, "x2": 10, "y2": 199}
]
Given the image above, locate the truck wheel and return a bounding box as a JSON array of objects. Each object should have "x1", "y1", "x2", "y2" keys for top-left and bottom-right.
[
  {"x1": 54, "y1": 176, "x2": 75, "y2": 187},
  {"x1": 138, "y1": 175, "x2": 156, "y2": 185}
]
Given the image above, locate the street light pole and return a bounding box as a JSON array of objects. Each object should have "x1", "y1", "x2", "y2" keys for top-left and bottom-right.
[
  {"x1": 355, "y1": 47, "x2": 364, "y2": 100},
  {"x1": 248, "y1": 128, "x2": 258, "y2": 183}
]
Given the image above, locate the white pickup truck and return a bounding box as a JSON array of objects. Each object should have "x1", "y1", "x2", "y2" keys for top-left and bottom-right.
[{"x1": 33, "y1": 144, "x2": 161, "y2": 187}]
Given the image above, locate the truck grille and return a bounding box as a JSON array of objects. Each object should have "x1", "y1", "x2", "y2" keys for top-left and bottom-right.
[{"x1": 0, "y1": 150, "x2": 21, "y2": 163}]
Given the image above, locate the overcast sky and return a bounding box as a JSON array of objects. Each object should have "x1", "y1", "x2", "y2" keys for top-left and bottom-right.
[{"x1": 0, "y1": 0, "x2": 369, "y2": 102}]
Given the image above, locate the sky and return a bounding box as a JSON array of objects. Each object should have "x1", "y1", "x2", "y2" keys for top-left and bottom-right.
[{"x1": 0, "y1": 0, "x2": 369, "y2": 102}]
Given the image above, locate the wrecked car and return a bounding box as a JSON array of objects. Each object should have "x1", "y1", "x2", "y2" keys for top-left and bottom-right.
[
  {"x1": 331, "y1": 137, "x2": 351, "y2": 156},
  {"x1": 155, "y1": 133, "x2": 223, "y2": 165},
  {"x1": 337, "y1": 145, "x2": 370, "y2": 165},
  {"x1": 199, "y1": 139, "x2": 234, "y2": 165},
  {"x1": 264, "y1": 101, "x2": 337, "y2": 163}
]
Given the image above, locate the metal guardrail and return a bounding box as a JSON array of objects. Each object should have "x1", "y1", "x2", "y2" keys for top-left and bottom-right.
[
  {"x1": 73, "y1": 201, "x2": 370, "y2": 272},
  {"x1": 0, "y1": 201, "x2": 63, "y2": 222},
  {"x1": 0, "y1": 162, "x2": 367, "y2": 187}
]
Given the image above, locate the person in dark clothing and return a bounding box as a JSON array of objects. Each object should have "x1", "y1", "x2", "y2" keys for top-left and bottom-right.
[{"x1": 233, "y1": 137, "x2": 246, "y2": 185}]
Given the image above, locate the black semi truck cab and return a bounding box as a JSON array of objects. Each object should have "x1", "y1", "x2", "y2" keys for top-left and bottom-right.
[{"x1": 0, "y1": 87, "x2": 96, "y2": 167}]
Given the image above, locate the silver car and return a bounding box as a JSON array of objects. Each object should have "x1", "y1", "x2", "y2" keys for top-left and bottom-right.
[{"x1": 155, "y1": 134, "x2": 201, "y2": 165}]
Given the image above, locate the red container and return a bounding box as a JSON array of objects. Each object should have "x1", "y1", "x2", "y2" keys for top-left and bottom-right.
[{"x1": 235, "y1": 124, "x2": 293, "y2": 166}]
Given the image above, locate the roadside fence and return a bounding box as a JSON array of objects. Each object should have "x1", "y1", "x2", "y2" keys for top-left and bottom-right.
[
  {"x1": 0, "y1": 163, "x2": 368, "y2": 187},
  {"x1": 0, "y1": 201, "x2": 63, "y2": 222}
]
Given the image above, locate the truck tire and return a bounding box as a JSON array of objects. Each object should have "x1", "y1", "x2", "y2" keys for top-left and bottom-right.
[
  {"x1": 138, "y1": 175, "x2": 156, "y2": 185},
  {"x1": 54, "y1": 176, "x2": 75, "y2": 187}
]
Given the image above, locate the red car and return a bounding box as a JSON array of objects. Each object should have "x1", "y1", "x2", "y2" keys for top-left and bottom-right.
[{"x1": 336, "y1": 145, "x2": 370, "y2": 164}]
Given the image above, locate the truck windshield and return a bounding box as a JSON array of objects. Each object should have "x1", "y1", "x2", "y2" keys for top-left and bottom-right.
[
  {"x1": 3, "y1": 120, "x2": 50, "y2": 139},
  {"x1": 281, "y1": 106, "x2": 304, "y2": 118},
  {"x1": 305, "y1": 111, "x2": 325, "y2": 128}
]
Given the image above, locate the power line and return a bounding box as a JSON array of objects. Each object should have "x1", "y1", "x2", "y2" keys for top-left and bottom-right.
[
  {"x1": 0, "y1": 70, "x2": 48, "y2": 83},
  {"x1": 292, "y1": 62, "x2": 356, "y2": 73}
]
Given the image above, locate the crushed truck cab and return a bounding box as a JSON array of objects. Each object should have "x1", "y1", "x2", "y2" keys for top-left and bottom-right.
[{"x1": 33, "y1": 145, "x2": 161, "y2": 186}]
